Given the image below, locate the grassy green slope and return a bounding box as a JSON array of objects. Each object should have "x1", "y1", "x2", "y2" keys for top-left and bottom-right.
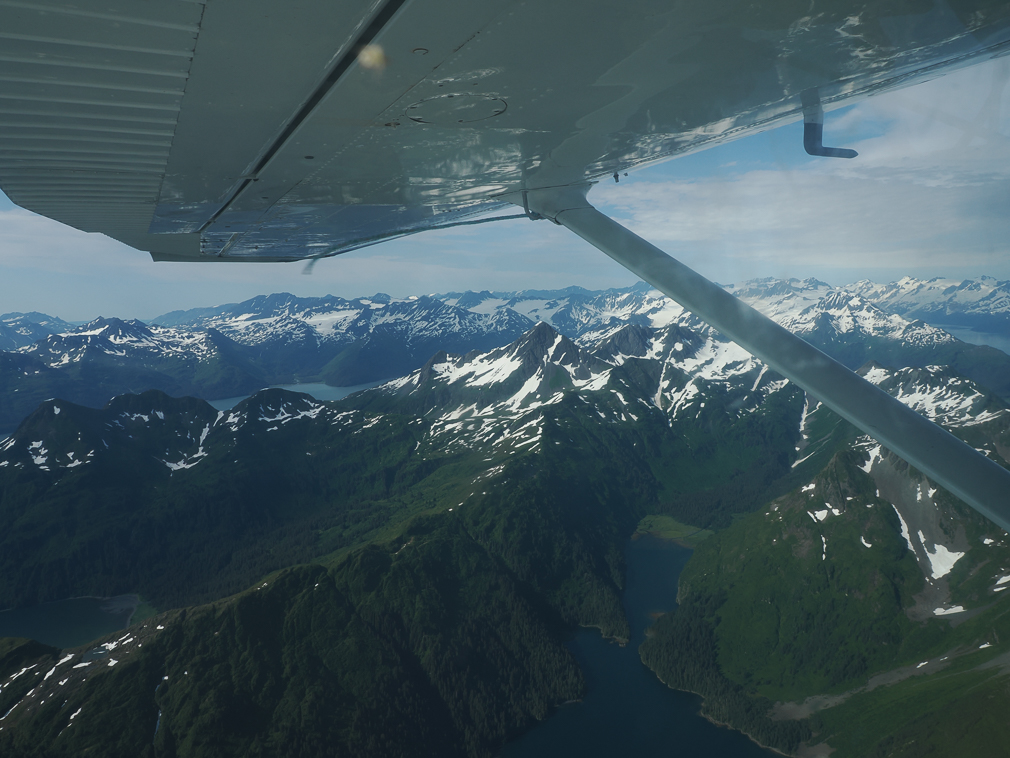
[
  {"x1": 696, "y1": 451, "x2": 925, "y2": 700},
  {"x1": 0, "y1": 391, "x2": 432, "y2": 609}
]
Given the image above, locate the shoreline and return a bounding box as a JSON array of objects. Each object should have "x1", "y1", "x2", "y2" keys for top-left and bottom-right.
[
  {"x1": 577, "y1": 623, "x2": 629, "y2": 647},
  {"x1": 646, "y1": 667, "x2": 808, "y2": 758},
  {"x1": 0, "y1": 592, "x2": 141, "y2": 616}
]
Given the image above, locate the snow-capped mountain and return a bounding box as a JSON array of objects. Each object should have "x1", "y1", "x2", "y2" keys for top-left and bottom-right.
[
  {"x1": 0, "y1": 311, "x2": 72, "y2": 351},
  {"x1": 474, "y1": 272, "x2": 1010, "y2": 351},
  {"x1": 158, "y1": 292, "x2": 514, "y2": 344},
  {"x1": 8, "y1": 315, "x2": 1006, "y2": 541},
  {"x1": 439, "y1": 278, "x2": 959, "y2": 353},
  {"x1": 5, "y1": 286, "x2": 1010, "y2": 758},
  {"x1": 727, "y1": 279, "x2": 956, "y2": 348},
  {"x1": 0, "y1": 318, "x2": 267, "y2": 434},
  {"x1": 363, "y1": 320, "x2": 792, "y2": 460},
  {"x1": 17, "y1": 316, "x2": 268, "y2": 400},
  {"x1": 365, "y1": 314, "x2": 1010, "y2": 459},
  {"x1": 0, "y1": 391, "x2": 220, "y2": 475},
  {"x1": 435, "y1": 279, "x2": 1010, "y2": 398},
  {"x1": 160, "y1": 288, "x2": 635, "y2": 376},
  {"x1": 0, "y1": 320, "x2": 786, "y2": 477},
  {"x1": 848, "y1": 276, "x2": 1010, "y2": 330},
  {"x1": 0, "y1": 388, "x2": 372, "y2": 479},
  {"x1": 819, "y1": 363, "x2": 1010, "y2": 622},
  {"x1": 149, "y1": 278, "x2": 1004, "y2": 382},
  {"x1": 859, "y1": 363, "x2": 1008, "y2": 430},
  {"x1": 5, "y1": 276, "x2": 1010, "y2": 436},
  {"x1": 23, "y1": 317, "x2": 223, "y2": 368},
  {"x1": 439, "y1": 283, "x2": 675, "y2": 339},
  {"x1": 152, "y1": 293, "x2": 534, "y2": 386},
  {"x1": 4, "y1": 317, "x2": 1008, "y2": 633}
]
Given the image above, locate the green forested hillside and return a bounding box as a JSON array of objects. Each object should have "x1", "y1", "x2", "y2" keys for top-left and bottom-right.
[
  {"x1": 0, "y1": 547, "x2": 581, "y2": 758},
  {"x1": 641, "y1": 425, "x2": 1010, "y2": 756}
]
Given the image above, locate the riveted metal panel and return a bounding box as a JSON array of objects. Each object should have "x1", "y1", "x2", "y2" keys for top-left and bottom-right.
[{"x1": 0, "y1": 0, "x2": 202, "y2": 246}]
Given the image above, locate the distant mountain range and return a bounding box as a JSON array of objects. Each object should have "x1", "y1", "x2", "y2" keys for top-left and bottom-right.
[
  {"x1": 848, "y1": 275, "x2": 1010, "y2": 331},
  {"x1": 0, "y1": 318, "x2": 799, "y2": 610},
  {"x1": 0, "y1": 311, "x2": 72, "y2": 351},
  {"x1": 2, "y1": 309, "x2": 1009, "y2": 757},
  {"x1": 152, "y1": 274, "x2": 1010, "y2": 337},
  {"x1": 1, "y1": 277, "x2": 1009, "y2": 435}
]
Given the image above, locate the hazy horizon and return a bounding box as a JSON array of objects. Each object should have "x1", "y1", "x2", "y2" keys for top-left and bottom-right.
[{"x1": 5, "y1": 272, "x2": 1009, "y2": 327}]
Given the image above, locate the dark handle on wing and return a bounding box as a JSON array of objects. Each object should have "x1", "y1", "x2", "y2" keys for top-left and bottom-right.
[{"x1": 801, "y1": 91, "x2": 858, "y2": 159}]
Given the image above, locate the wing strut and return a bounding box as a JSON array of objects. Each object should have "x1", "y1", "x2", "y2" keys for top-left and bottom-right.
[{"x1": 521, "y1": 186, "x2": 1010, "y2": 531}]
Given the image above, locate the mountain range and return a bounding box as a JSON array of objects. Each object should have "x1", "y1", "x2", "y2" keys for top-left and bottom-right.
[
  {"x1": 2, "y1": 302, "x2": 1010, "y2": 756},
  {"x1": 2, "y1": 276, "x2": 1009, "y2": 435},
  {"x1": 0, "y1": 312, "x2": 72, "y2": 352},
  {"x1": 2, "y1": 277, "x2": 1010, "y2": 756},
  {"x1": 848, "y1": 275, "x2": 1010, "y2": 331}
]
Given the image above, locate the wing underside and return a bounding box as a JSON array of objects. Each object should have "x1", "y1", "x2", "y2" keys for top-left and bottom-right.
[{"x1": 2, "y1": 0, "x2": 1009, "y2": 261}]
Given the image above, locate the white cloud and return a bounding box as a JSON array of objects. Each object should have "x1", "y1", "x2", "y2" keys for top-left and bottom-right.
[
  {"x1": 0, "y1": 201, "x2": 633, "y2": 320},
  {"x1": 590, "y1": 58, "x2": 1010, "y2": 284}
]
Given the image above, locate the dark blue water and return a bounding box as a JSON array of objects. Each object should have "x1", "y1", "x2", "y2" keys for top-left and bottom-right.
[
  {"x1": 501, "y1": 535, "x2": 776, "y2": 757},
  {"x1": 0, "y1": 594, "x2": 138, "y2": 649}
]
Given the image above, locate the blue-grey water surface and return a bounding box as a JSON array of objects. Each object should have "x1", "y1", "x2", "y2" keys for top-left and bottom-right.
[
  {"x1": 0, "y1": 594, "x2": 138, "y2": 649},
  {"x1": 208, "y1": 381, "x2": 384, "y2": 410},
  {"x1": 501, "y1": 535, "x2": 776, "y2": 758},
  {"x1": 935, "y1": 325, "x2": 1010, "y2": 357}
]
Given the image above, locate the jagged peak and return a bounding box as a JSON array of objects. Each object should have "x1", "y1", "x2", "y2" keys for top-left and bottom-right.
[
  {"x1": 65, "y1": 316, "x2": 153, "y2": 335},
  {"x1": 505, "y1": 321, "x2": 580, "y2": 365},
  {"x1": 594, "y1": 323, "x2": 656, "y2": 362},
  {"x1": 814, "y1": 289, "x2": 875, "y2": 310}
]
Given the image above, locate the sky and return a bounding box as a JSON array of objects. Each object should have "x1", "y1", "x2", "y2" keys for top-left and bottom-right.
[{"x1": 0, "y1": 58, "x2": 1008, "y2": 322}]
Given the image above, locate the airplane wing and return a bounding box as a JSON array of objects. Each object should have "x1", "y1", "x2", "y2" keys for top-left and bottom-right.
[
  {"x1": 2, "y1": 0, "x2": 1009, "y2": 261},
  {"x1": 3, "y1": 0, "x2": 1010, "y2": 526}
]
